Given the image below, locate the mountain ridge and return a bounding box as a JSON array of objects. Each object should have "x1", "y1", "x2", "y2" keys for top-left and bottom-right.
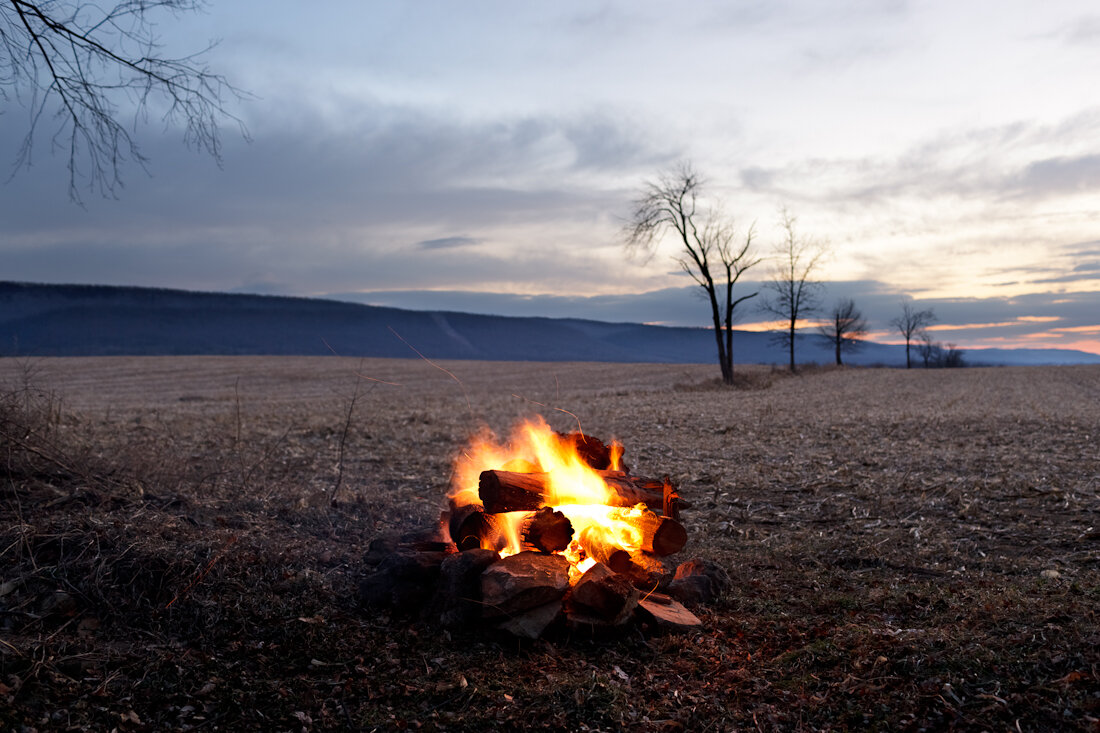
[{"x1": 2, "y1": 281, "x2": 1098, "y2": 366}]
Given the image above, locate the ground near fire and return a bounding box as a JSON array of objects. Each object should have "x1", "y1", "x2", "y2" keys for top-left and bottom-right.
[{"x1": 1, "y1": 356, "x2": 1097, "y2": 731}]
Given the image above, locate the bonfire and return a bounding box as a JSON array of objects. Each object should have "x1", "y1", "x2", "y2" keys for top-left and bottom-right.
[{"x1": 360, "y1": 417, "x2": 726, "y2": 639}]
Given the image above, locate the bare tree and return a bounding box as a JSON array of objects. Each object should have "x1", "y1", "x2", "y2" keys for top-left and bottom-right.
[
  {"x1": 760, "y1": 208, "x2": 825, "y2": 371},
  {"x1": 917, "y1": 332, "x2": 940, "y2": 368},
  {"x1": 624, "y1": 162, "x2": 760, "y2": 385},
  {"x1": 891, "y1": 303, "x2": 937, "y2": 369},
  {"x1": 817, "y1": 298, "x2": 868, "y2": 366},
  {"x1": 1, "y1": 0, "x2": 246, "y2": 201}
]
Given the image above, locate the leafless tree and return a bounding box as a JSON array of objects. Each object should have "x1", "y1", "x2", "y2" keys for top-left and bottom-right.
[
  {"x1": 817, "y1": 298, "x2": 867, "y2": 366},
  {"x1": 624, "y1": 162, "x2": 760, "y2": 385},
  {"x1": 1, "y1": 0, "x2": 246, "y2": 201},
  {"x1": 891, "y1": 303, "x2": 937, "y2": 369},
  {"x1": 760, "y1": 208, "x2": 825, "y2": 371},
  {"x1": 917, "y1": 332, "x2": 939, "y2": 368}
]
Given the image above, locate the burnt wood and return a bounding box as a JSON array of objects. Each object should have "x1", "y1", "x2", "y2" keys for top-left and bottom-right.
[{"x1": 522, "y1": 506, "x2": 574, "y2": 553}]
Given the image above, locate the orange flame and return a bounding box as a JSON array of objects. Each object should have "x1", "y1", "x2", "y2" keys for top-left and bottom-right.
[{"x1": 448, "y1": 418, "x2": 654, "y2": 574}]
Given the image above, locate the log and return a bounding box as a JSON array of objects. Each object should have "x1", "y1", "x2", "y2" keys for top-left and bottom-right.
[
  {"x1": 569, "y1": 562, "x2": 639, "y2": 625},
  {"x1": 559, "y1": 432, "x2": 613, "y2": 470},
  {"x1": 449, "y1": 505, "x2": 514, "y2": 553},
  {"x1": 481, "y1": 551, "x2": 570, "y2": 618},
  {"x1": 635, "y1": 513, "x2": 688, "y2": 557},
  {"x1": 480, "y1": 469, "x2": 689, "y2": 515},
  {"x1": 576, "y1": 527, "x2": 635, "y2": 574},
  {"x1": 448, "y1": 503, "x2": 488, "y2": 551},
  {"x1": 522, "y1": 506, "x2": 574, "y2": 553},
  {"x1": 479, "y1": 470, "x2": 547, "y2": 514}
]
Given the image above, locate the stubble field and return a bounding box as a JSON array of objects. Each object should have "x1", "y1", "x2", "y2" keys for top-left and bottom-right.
[{"x1": 2, "y1": 356, "x2": 1098, "y2": 731}]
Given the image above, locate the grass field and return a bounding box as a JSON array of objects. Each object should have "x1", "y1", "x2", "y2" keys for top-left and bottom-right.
[{"x1": 2, "y1": 357, "x2": 1098, "y2": 731}]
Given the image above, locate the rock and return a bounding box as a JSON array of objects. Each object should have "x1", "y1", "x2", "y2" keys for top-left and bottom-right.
[
  {"x1": 669, "y1": 558, "x2": 729, "y2": 606},
  {"x1": 497, "y1": 600, "x2": 563, "y2": 639},
  {"x1": 432, "y1": 548, "x2": 501, "y2": 628},
  {"x1": 481, "y1": 551, "x2": 570, "y2": 618},
  {"x1": 569, "y1": 562, "x2": 639, "y2": 625},
  {"x1": 358, "y1": 550, "x2": 449, "y2": 614},
  {"x1": 668, "y1": 574, "x2": 713, "y2": 607}
]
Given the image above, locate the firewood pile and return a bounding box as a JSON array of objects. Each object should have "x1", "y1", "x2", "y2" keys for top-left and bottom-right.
[{"x1": 358, "y1": 423, "x2": 729, "y2": 639}]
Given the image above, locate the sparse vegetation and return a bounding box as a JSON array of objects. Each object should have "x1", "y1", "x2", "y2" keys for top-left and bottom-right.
[{"x1": 2, "y1": 357, "x2": 1098, "y2": 731}]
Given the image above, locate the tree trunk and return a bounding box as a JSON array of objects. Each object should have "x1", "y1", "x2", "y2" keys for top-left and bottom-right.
[
  {"x1": 788, "y1": 320, "x2": 796, "y2": 371},
  {"x1": 705, "y1": 284, "x2": 731, "y2": 385}
]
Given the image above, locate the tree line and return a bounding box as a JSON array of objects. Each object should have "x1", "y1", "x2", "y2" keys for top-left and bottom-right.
[{"x1": 624, "y1": 163, "x2": 965, "y2": 383}]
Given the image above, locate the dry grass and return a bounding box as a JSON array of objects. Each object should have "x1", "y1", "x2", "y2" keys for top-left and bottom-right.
[{"x1": 1, "y1": 356, "x2": 1098, "y2": 731}]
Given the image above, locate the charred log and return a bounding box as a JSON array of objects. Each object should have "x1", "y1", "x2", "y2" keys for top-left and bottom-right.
[{"x1": 522, "y1": 506, "x2": 574, "y2": 553}]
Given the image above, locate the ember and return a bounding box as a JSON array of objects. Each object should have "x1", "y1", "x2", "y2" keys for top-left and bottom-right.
[{"x1": 359, "y1": 418, "x2": 726, "y2": 638}]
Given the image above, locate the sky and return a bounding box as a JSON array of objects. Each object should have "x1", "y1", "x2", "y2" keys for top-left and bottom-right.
[{"x1": 2, "y1": 0, "x2": 1099, "y2": 355}]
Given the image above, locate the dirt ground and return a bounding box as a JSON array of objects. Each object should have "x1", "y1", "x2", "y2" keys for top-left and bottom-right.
[{"x1": 2, "y1": 356, "x2": 1098, "y2": 731}]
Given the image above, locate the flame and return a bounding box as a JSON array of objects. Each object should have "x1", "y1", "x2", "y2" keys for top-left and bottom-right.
[{"x1": 448, "y1": 418, "x2": 652, "y2": 570}]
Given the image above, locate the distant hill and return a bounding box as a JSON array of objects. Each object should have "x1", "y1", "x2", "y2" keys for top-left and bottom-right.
[{"x1": 2, "y1": 282, "x2": 1098, "y2": 366}]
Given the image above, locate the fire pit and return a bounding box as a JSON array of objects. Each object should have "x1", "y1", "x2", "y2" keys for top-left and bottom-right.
[{"x1": 358, "y1": 418, "x2": 728, "y2": 638}]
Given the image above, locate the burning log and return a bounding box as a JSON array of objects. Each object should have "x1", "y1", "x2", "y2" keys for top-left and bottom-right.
[
  {"x1": 448, "y1": 504, "x2": 515, "y2": 553},
  {"x1": 635, "y1": 512, "x2": 688, "y2": 557},
  {"x1": 479, "y1": 470, "x2": 547, "y2": 513},
  {"x1": 576, "y1": 526, "x2": 635, "y2": 574},
  {"x1": 522, "y1": 506, "x2": 574, "y2": 553},
  {"x1": 479, "y1": 469, "x2": 689, "y2": 516},
  {"x1": 560, "y1": 432, "x2": 614, "y2": 471},
  {"x1": 448, "y1": 503, "x2": 489, "y2": 551}
]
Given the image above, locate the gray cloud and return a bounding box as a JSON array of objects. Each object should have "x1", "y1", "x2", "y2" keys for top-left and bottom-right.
[
  {"x1": 738, "y1": 112, "x2": 1100, "y2": 206},
  {"x1": 0, "y1": 96, "x2": 666, "y2": 294},
  {"x1": 416, "y1": 236, "x2": 481, "y2": 250},
  {"x1": 1012, "y1": 154, "x2": 1100, "y2": 198}
]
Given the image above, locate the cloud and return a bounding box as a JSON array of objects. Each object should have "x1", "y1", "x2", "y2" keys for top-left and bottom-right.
[
  {"x1": 1012, "y1": 154, "x2": 1100, "y2": 198},
  {"x1": 737, "y1": 111, "x2": 1100, "y2": 206},
  {"x1": 416, "y1": 236, "x2": 480, "y2": 250},
  {"x1": 1052, "y1": 14, "x2": 1100, "y2": 44},
  {"x1": 0, "y1": 95, "x2": 667, "y2": 294}
]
